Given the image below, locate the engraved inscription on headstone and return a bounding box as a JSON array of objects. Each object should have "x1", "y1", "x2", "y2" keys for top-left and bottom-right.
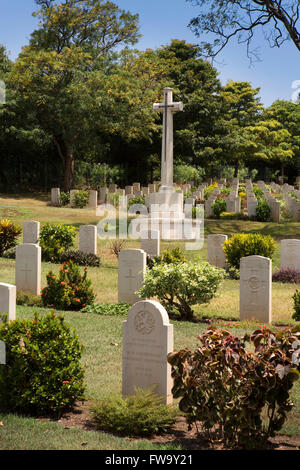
[{"x1": 122, "y1": 300, "x2": 174, "y2": 404}]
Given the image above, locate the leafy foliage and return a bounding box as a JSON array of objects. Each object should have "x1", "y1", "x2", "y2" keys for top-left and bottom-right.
[
  {"x1": 0, "y1": 312, "x2": 85, "y2": 417},
  {"x1": 223, "y1": 233, "x2": 276, "y2": 270},
  {"x1": 273, "y1": 269, "x2": 300, "y2": 284},
  {"x1": 81, "y1": 302, "x2": 130, "y2": 316},
  {"x1": 0, "y1": 219, "x2": 22, "y2": 257},
  {"x1": 72, "y1": 190, "x2": 89, "y2": 208},
  {"x1": 147, "y1": 247, "x2": 187, "y2": 269},
  {"x1": 292, "y1": 290, "x2": 300, "y2": 321},
  {"x1": 16, "y1": 291, "x2": 43, "y2": 307},
  {"x1": 168, "y1": 325, "x2": 300, "y2": 448},
  {"x1": 256, "y1": 198, "x2": 271, "y2": 222},
  {"x1": 139, "y1": 262, "x2": 225, "y2": 321},
  {"x1": 212, "y1": 197, "x2": 226, "y2": 218},
  {"x1": 41, "y1": 260, "x2": 95, "y2": 311},
  {"x1": 60, "y1": 250, "x2": 101, "y2": 267},
  {"x1": 39, "y1": 223, "x2": 76, "y2": 262},
  {"x1": 90, "y1": 387, "x2": 178, "y2": 436}
]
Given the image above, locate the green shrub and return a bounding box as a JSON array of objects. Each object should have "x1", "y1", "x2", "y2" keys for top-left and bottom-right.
[
  {"x1": 292, "y1": 290, "x2": 300, "y2": 321},
  {"x1": 16, "y1": 291, "x2": 43, "y2": 307},
  {"x1": 147, "y1": 247, "x2": 187, "y2": 269},
  {"x1": 256, "y1": 199, "x2": 271, "y2": 222},
  {"x1": 81, "y1": 302, "x2": 130, "y2": 316},
  {"x1": 223, "y1": 233, "x2": 276, "y2": 270},
  {"x1": 192, "y1": 205, "x2": 204, "y2": 219},
  {"x1": 220, "y1": 212, "x2": 248, "y2": 220},
  {"x1": 253, "y1": 187, "x2": 265, "y2": 200},
  {"x1": 139, "y1": 262, "x2": 225, "y2": 321},
  {"x1": 0, "y1": 219, "x2": 22, "y2": 257},
  {"x1": 73, "y1": 190, "x2": 89, "y2": 208},
  {"x1": 212, "y1": 197, "x2": 226, "y2": 218},
  {"x1": 0, "y1": 312, "x2": 85, "y2": 417},
  {"x1": 168, "y1": 326, "x2": 300, "y2": 449},
  {"x1": 39, "y1": 223, "x2": 76, "y2": 262},
  {"x1": 90, "y1": 387, "x2": 178, "y2": 436},
  {"x1": 60, "y1": 191, "x2": 70, "y2": 207},
  {"x1": 127, "y1": 195, "x2": 145, "y2": 208},
  {"x1": 41, "y1": 260, "x2": 96, "y2": 311},
  {"x1": 60, "y1": 250, "x2": 101, "y2": 267}
]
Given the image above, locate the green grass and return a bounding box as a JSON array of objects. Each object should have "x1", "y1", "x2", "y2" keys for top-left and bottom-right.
[{"x1": 0, "y1": 194, "x2": 300, "y2": 449}]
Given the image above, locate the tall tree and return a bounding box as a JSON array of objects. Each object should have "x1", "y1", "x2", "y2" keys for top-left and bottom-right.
[
  {"x1": 221, "y1": 80, "x2": 264, "y2": 175},
  {"x1": 10, "y1": 0, "x2": 140, "y2": 191},
  {"x1": 186, "y1": 0, "x2": 300, "y2": 60}
]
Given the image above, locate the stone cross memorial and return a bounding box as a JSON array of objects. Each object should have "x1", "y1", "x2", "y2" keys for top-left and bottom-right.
[
  {"x1": 118, "y1": 249, "x2": 146, "y2": 305},
  {"x1": 153, "y1": 88, "x2": 183, "y2": 189},
  {"x1": 240, "y1": 255, "x2": 272, "y2": 323},
  {"x1": 122, "y1": 300, "x2": 174, "y2": 404}
]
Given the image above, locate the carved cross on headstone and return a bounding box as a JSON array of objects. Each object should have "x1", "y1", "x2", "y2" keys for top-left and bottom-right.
[{"x1": 153, "y1": 88, "x2": 183, "y2": 189}]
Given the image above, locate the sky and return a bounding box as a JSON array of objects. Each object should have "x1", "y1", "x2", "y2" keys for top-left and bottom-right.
[{"x1": 1, "y1": 0, "x2": 300, "y2": 107}]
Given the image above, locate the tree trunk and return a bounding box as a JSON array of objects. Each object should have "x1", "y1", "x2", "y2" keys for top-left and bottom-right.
[
  {"x1": 281, "y1": 163, "x2": 285, "y2": 179},
  {"x1": 234, "y1": 160, "x2": 239, "y2": 178},
  {"x1": 64, "y1": 149, "x2": 74, "y2": 192}
]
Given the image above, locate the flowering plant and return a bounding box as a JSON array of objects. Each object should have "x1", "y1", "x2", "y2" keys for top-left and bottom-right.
[{"x1": 41, "y1": 260, "x2": 95, "y2": 311}]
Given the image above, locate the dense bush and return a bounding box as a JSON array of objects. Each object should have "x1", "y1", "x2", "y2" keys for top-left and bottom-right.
[
  {"x1": 60, "y1": 250, "x2": 101, "y2": 267},
  {"x1": 223, "y1": 233, "x2": 276, "y2": 270},
  {"x1": 256, "y1": 199, "x2": 271, "y2": 222},
  {"x1": 212, "y1": 197, "x2": 226, "y2": 218},
  {"x1": 292, "y1": 290, "x2": 300, "y2": 321},
  {"x1": 16, "y1": 291, "x2": 43, "y2": 307},
  {"x1": 60, "y1": 191, "x2": 70, "y2": 207},
  {"x1": 73, "y1": 190, "x2": 89, "y2": 208},
  {"x1": 147, "y1": 247, "x2": 187, "y2": 269},
  {"x1": 139, "y1": 262, "x2": 225, "y2": 321},
  {"x1": 0, "y1": 312, "x2": 85, "y2": 417},
  {"x1": 168, "y1": 326, "x2": 300, "y2": 449},
  {"x1": 39, "y1": 223, "x2": 76, "y2": 262},
  {"x1": 0, "y1": 219, "x2": 22, "y2": 257},
  {"x1": 127, "y1": 195, "x2": 145, "y2": 208},
  {"x1": 253, "y1": 187, "x2": 265, "y2": 199},
  {"x1": 41, "y1": 260, "x2": 95, "y2": 311},
  {"x1": 81, "y1": 302, "x2": 130, "y2": 316},
  {"x1": 220, "y1": 212, "x2": 248, "y2": 220},
  {"x1": 90, "y1": 387, "x2": 178, "y2": 436},
  {"x1": 273, "y1": 269, "x2": 300, "y2": 284}
]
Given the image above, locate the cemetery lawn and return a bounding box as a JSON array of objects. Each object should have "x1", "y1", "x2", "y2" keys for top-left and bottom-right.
[
  {"x1": 1, "y1": 195, "x2": 300, "y2": 449},
  {"x1": 0, "y1": 306, "x2": 300, "y2": 450}
]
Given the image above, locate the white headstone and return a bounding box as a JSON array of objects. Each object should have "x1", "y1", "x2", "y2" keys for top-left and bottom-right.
[
  {"x1": 0, "y1": 283, "x2": 16, "y2": 322},
  {"x1": 99, "y1": 187, "x2": 108, "y2": 202},
  {"x1": 281, "y1": 239, "x2": 300, "y2": 270},
  {"x1": 207, "y1": 234, "x2": 228, "y2": 269},
  {"x1": 51, "y1": 188, "x2": 60, "y2": 206},
  {"x1": 23, "y1": 221, "x2": 40, "y2": 244},
  {"x1": 79, "y1": 225, "x2": 97, "y2": 255},
  {"x1": 15, "y1": 244, "x2": 41, "y2": 295},
  {"x1": 88, "y1": 190, "x2": 98, "y2": 209},
  {"x1": 118, "y1": 249, "x2": 146, "y2": 305},
  {"x1": 122, "y1": 300, "x2": 174, "y2": 404},
  {"x1": 240, "y1": 255, "x2": 272, "y2": 323},
  {"x1": 141, "y1": 230, "x2": 160, "y2": 258}
]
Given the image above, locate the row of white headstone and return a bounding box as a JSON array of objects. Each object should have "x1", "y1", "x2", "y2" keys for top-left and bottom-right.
[
  {"x1": 22, "y1": 221, "x2": 98, "y2": 255},
  {"x1": 207, "y1": 234, "x2": 300, "y2": 271}
]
